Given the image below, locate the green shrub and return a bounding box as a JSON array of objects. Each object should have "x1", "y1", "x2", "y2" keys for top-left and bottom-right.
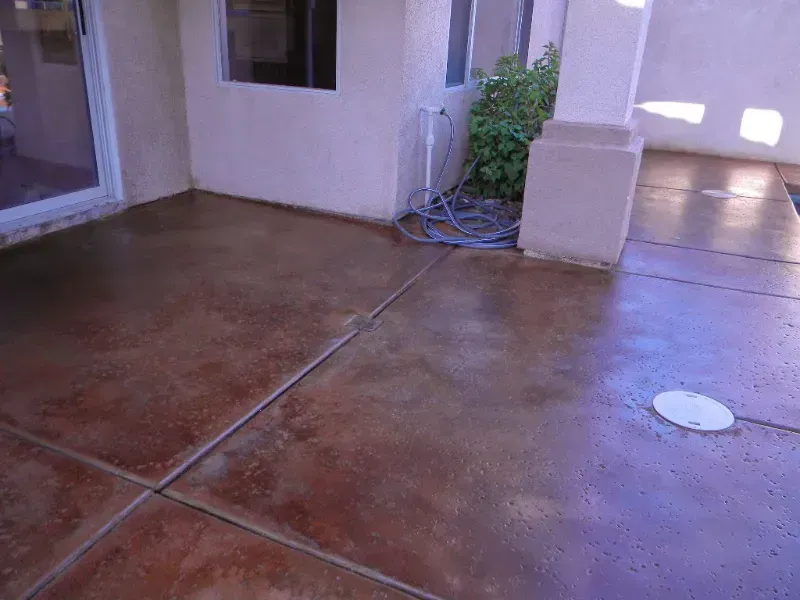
[{"x1": 467, "y1": 44, "x2": 560, "y2": 202}]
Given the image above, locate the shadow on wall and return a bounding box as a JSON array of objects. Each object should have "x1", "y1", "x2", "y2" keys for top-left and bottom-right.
[{"x1": 633, "y1": 0, "x2": 800, "y2": 165}]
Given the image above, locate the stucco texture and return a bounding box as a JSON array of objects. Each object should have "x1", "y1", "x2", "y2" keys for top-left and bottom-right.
[
  {"x1": 393, "y1": 0, "x2": 452, "y2": 214},
  {"x1": 98, "y1": 0, "x2": 191, "y2": 205},
  {"x1": 636, "y1": 0, "x2": 800, "y2": 164},
  {"x1": 180, "y1": 0, "x2": 410, "y2": 221},
  {"x1": 178, "y1": 0, "x2": 526, "y2": 220},
  {"x1": 555, "y1": 0, "x2": 653, "y2": 127}
]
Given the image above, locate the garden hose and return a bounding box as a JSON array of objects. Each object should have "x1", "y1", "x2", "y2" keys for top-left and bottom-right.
[{"x1": 393, "y1": 110, "x2": 521, "y2": 249}]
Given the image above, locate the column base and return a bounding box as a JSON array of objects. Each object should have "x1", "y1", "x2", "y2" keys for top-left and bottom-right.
[
  {"x1": 518, "y1": 119, "x2": 644, "y2": 267},
  {"x1": 522, "y1": 248, "x2": 612, "y2": 270}
]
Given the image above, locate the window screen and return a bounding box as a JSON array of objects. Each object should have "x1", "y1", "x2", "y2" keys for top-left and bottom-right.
[
  {"x1": 220, "y1": 0, "x2": 337, "y2": 90},
  {"x1": 446, "y1": 0, "x2": 473, "y2": 87}
]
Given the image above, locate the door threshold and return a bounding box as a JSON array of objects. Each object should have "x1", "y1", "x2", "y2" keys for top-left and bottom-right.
[{"x1": 0, "y1": 195, "x2": 124, "y2": 250}]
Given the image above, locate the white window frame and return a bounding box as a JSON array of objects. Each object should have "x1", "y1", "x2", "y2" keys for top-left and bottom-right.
[{"x1": 212, "y1": 0, "x2": 342, "y2": 96}]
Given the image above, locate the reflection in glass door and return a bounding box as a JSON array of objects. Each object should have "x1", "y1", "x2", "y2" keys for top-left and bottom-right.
[{"x1": 0, "y1": 0, "x2": 106, "y2": 216}]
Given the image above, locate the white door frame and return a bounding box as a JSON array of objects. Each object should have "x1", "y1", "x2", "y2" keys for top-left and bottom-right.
[{"x1": 0, "y1": 0, "x2": 123, "y2": 233}]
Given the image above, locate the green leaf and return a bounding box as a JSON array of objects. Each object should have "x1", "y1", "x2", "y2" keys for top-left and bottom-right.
[{"x1": 463, "y1": 46, "x2": 559, "y2": 202}]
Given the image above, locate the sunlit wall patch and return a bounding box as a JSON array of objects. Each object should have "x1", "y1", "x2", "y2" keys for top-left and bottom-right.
[{"x1": 740, "y1": 108, "x2": 783, "y2": 147}]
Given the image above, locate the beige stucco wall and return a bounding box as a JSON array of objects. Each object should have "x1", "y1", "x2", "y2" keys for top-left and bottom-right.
[
  {"x1": 178, "y1": 0, "x2": 526, "y2": 220},
  {"x1": 98, "y1": 0, "x2": 191, "y2": 205},
  {"x1": 179, "y1": 0, "x2": 411, "y2": 221},
  {"x1": 635, "y1": 0, "x2": 800, "y2": 164},
  {"x1": 555, "y1": 0, "x2": 653, "y2": 128},
  {"x1": 394, "y1": 0, "x2": 452, "y2": 213}
]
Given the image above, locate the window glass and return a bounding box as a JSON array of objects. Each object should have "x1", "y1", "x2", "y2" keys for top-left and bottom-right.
[{"x1": 221, "y1": 0, "x2": 337, "y2": 90}]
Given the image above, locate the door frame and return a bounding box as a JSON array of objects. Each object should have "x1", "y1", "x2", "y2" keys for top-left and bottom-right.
[{"x1": 0, "y1": 0, "x2": 123, "y2": 232}]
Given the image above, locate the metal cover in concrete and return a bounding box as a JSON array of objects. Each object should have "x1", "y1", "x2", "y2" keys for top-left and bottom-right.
[
  {"x1": 653, "y1": 391, "x2": 735, "y2": 431},
  {"x1": 701, "y1": 189, "x2": 738, "y2": 199}
]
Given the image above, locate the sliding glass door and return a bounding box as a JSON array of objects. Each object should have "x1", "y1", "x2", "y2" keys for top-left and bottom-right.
[{"x1": 0, "y1": 0, "x2": 107, "y2": 220}]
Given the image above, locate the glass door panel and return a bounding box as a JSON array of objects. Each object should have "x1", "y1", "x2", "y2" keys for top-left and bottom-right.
[{"x1": 0, "y1": 0, "x2": 104, "y2": 215}]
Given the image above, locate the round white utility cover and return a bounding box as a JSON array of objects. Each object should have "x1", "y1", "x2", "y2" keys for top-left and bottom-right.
[
  {"x1": 701, "y1": 189, "x2": 738, "y2": 199},
  {"x1": 653, "y1": 391, "x2": 735, "y2": 432}
]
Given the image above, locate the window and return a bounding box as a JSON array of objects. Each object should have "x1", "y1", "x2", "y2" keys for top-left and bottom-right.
[
  {"x1": 446, "y1": 0, "x2": 474, "y2": 88},
  {"x1": 218, "y1": 0, "x2": 337, "y2": 91},
  {"x1": 517, "y1": 0, "x2": 535, "y2": 65},
  {"x1": 446, "y1": 0, "x2": 530, "y2": 87}
]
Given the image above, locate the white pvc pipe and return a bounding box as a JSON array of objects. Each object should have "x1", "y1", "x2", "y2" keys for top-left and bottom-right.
[{"x1": 421, "y1": 106, "x2": 440, "y2": 203}]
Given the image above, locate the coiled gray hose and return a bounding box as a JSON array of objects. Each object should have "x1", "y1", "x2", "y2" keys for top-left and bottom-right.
[{"x1": 393, "y1": 110, "x2": 520, "y2": 249}]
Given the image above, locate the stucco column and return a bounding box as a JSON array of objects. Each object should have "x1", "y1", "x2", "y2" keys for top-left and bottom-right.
[{"x1": 518, "y1": 0, "x2": 654, "y2": 267}]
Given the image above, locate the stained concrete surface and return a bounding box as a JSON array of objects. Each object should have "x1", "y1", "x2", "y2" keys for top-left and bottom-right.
[
  {"x1": 37, "y1": 497, "x2": 409, "y2": 600},
  {"x1": 171, "y1": 251, "x2": 800, "y2": 599},
  {"x1": 638, "y1": 150, "x2": 790, "y2": 201},
  {"x1": 0, "y1": 432, "x2": 141, "y2": 599},
  {"x1": 777, "y1": 163, "x2": 800, "y2": 189},
  {"x1": 0, "y1": 192, "x2": 443, "y2": 484},
  {"x1": 619, "y1": 240, "x2": 800, "y2": 299},
  {"x1": 629, "y1": 186, "x2": 800, "y2": 262},
  {"x1": 1, "y1": 152, "x2": 799, "y2": 599}
]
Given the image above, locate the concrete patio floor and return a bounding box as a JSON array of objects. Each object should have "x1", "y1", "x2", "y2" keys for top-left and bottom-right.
[{"x1": 1, "y1": 151, "x2": 799, "y2": 599}]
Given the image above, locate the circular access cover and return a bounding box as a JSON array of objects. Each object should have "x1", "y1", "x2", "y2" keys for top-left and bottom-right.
[
  {"x1": 653, "y1": 391, "x2": 735, "y2": 432},
  {"x1": 701, "y1": 189, "x2": 738, "y2": 199}
]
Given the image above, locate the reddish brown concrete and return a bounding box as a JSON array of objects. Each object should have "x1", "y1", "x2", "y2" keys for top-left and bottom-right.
[
  {"x1": 619, "y1": 240, "x2": 800, "y2": 298},
  {"x1": 172, "y1": 251, "x2": 800, "y2": 600},
  {"x1": 3, "y1": 152, "x2": 800, "y2": 599},
  {"x1": 638, "y1": 150, "x2": 790, "y2": 201},
  {"x1": 629, "y1": 186, "x2": 800, "y2": 262},
  {"x1": 0, "y1": 432, "x2": 141, "y2": 599},
  {"x1": 776, "y1": 163, "x2": 800, "y2": 188},
  {"x1": 0, "y1": 192, "x2": 443, "y2": 483},
  {"x1": 38, "y1": 497, "x2": 409, "y2": 599}
]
